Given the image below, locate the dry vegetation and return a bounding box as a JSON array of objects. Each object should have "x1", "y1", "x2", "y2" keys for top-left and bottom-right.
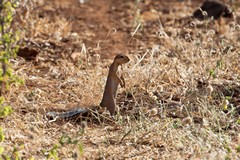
[{"x1": 1, "y1": 0, "x2": 240, "y2": 159}]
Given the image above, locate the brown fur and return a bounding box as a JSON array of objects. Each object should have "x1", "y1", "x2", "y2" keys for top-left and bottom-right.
[{"x1": 100, "y1": 54, "x2": 130, "y2": 115}]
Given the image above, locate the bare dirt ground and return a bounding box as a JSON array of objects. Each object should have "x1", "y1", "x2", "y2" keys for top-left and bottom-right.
[{"x1": 1, "y1": 0, "x2": 240, "y2": 159}]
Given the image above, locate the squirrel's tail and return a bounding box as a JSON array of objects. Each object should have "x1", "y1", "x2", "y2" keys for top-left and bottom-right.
[{"x1": 46, "y1": 108, "x2": 89, "y2": 121}]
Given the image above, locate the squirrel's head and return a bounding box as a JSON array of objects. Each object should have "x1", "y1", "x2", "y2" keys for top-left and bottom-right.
[{"x1": 114, "y1": 54, "x2": 130, "y2": 65}]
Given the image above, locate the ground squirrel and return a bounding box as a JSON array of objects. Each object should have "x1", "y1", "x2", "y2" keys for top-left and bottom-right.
[
  {"x1": 46, "y1": 54, "x2": 130, "y2": 120},
  {"x1": 100, "y1": 54, "x2": 130, "y2": 115}
]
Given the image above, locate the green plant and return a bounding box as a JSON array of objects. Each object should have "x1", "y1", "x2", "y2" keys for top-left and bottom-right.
[
  {"x1": 47, "y1": 144, "x2": 59, "y2": 160},
  {"x1": 237, "y1": 119, "x2": 240, "y2": 125},
  {"x1": 0, "y1": 96, "x2": 12, "y2": 117},
  {"x1": 209, "y1": 58, "x2": 223, "y2": 78},
  {"x1": 0, "y1": 96, "x2": 13, "y2": 159},
  {"x1": 236, "y1": 145, "x2": 240, "y2": 153},
  {"x1": 59, "y1": 134, "x2": 84, "y2": 157},
  {"x1": 0, "y1": 0, "x2": 23, "y2": 95},
  {"x1": 0, "y1": 1, "x2": 24, "y2": 159},
  {"x1": 59, "y1": 134, "x2": 78, "y2": 145},
  {"x1": 42, "y1": 134, "x2": 84, "y2": 159},
  {"x1": 0, "y1": 127, "x2": 22, "y2": 160}
]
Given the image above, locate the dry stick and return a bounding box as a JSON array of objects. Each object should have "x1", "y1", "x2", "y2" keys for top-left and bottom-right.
[
  {"x1": 23, "y1": 39, "x2": 41, "y2": 48},
  {"x1": 156, "y1": 10, "x2": 168, "y2": 38},
  {"x1": 89, "y1": 108, "x2": 104, "y2": 124},
  {"x1": 175, "y1": 65, "x2": 191, "y2": 89},
  {"x1": 88, "y1": 108, "x2": 117, "y2": 124},
  {"x1": 119, "y1": 128, "x2": 132, "y2": 143},
  {"x1": 128, "y1": 23, "x2": 141, "y2": 44},
  {"x1": 47, "y1": 116, "x2": 59, "y2": 123},
  {"x1": 105, "y1": 28, "x2": 117, "y2": 40},
  {"x1": 81, "y1": 43, "x2": 89, "y2": 67},
  {"x1": 130, "y1": 49, "x2": 149, "y2": 73}
]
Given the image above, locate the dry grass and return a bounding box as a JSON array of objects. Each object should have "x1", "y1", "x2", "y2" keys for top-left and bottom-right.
[{"x1": 0, "y1": 0, "x2": 240, "y2": 159}]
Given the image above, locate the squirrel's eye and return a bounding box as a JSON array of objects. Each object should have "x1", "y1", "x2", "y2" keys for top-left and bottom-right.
[{"x1": 120, "y1": 56, "x2": 124, "y2": 58}]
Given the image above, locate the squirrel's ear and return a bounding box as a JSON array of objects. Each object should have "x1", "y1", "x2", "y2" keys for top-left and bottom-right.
[{"x1": 115, "y1": 53, "x2": 125, "y2": 59}]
